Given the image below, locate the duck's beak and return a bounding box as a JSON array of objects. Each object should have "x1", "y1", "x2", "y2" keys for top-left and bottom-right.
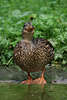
[
  {"x1": 29, "y1": 26, "x2": 35, "y2": 32},
  {"x1": 31, "y1": 26, "x2": 35, "y2": 31}
]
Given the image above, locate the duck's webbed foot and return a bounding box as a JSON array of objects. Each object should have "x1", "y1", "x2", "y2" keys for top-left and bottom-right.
[
  {"x1": 32, "y1": 68, "x2": 47, "y2": 85},
  {"x1": 21, "y1": 72, "x2": 32, "y2": 85}
]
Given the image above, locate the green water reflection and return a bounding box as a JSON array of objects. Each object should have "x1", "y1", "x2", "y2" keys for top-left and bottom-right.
[{"x1": 0, "y1": 84, "x2": 67, "y2": 100}]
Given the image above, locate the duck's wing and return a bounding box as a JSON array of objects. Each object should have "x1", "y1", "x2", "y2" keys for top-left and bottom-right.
[{"x1": 32, "y1": 38, "x2": 54, "y2": 63}]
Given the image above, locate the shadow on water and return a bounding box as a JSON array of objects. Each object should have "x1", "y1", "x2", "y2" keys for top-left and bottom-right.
[{"x1": 25, "y1": 85, "x2": 54, "y2": 100}]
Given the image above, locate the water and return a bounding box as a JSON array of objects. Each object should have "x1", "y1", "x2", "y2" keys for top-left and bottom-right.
[
  {"x1": 0, "y1": 84, "x2": 67, "y2": 100},
  {"x1": 0, "y1": 65, "x2": 67, "y2": 100}
]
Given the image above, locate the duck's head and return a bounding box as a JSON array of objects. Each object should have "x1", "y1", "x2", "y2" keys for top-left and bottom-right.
[{"x1": 22, "y1": 22, "x2": 35, "y2": 40}]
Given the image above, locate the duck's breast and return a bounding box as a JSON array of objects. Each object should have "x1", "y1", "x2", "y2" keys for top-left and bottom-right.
[{"x1": 14, "y1": 40, "x2": 35, "y2": 72}]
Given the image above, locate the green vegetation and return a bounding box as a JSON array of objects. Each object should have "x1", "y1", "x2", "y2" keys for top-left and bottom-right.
[{"x1": 0, "y1": 0, "x2": 67, "y2": 65}]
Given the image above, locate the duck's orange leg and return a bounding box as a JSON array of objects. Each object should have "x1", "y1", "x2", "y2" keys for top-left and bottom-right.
[
  {"x1": 32, "y1": 68, "x2": 46, "y2": 85},
  {"x1": 21, "y1": 72, "x2": 32, "y2": 85}
]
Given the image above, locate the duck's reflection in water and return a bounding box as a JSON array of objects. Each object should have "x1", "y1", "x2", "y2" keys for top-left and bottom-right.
[{"x1": 23, "y1": 85, "x2": 54, "y2": 100}]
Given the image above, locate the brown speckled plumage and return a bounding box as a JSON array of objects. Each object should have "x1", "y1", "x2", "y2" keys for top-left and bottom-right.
[{"x1": 14, "y1": 22, "x2": 54, "y2": 73}]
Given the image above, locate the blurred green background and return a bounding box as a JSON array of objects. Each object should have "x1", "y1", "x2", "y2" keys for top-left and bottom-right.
[{"x1": 0, "y1": 0, "x2": 67, "y2": 68}]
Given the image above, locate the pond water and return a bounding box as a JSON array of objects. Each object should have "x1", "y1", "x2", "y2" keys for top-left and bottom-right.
[
  {"x1": 0, "y1": 84, "x2": 67, "y2": 100},
  {"x1": 0, "y1": 65, "x2": 67, "y2": 100}
]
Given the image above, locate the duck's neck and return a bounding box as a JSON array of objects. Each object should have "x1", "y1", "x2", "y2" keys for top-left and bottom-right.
[{"x1": 22, "y1": 32, "x2": 33, "y2": 41}]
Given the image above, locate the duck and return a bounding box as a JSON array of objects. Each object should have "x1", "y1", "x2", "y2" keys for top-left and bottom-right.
[{"x1": 13, "y1": 22, "x2": 54, "y2": 85}]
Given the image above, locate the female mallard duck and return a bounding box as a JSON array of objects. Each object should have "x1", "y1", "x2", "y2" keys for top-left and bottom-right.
[{"x1": 14, "y1": 22, "x2": 54, "y2": 84}]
